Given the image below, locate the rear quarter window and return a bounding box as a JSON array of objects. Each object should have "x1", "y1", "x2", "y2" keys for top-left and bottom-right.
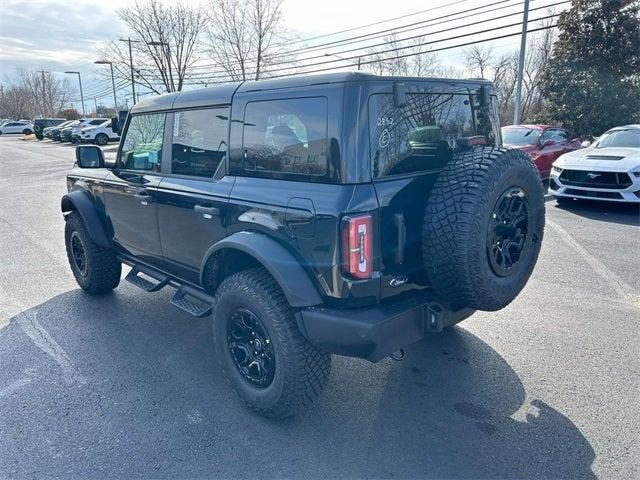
[{"x1": 239, "y1": 97, "x2": 328, "y2": 180}]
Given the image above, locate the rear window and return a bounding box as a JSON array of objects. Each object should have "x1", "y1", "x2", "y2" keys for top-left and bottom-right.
[
  {"x1": 240, "y1": 97, "x2": 328, "y2": 178},
  {"x1": 369, "y1": 91, "x2": 499, "y2": 178}
]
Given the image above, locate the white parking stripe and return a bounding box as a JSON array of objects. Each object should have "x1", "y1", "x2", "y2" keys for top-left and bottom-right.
[
  {"x1": 15, "y1": 311, "x2": 86, "y2": 386},
  {"x1": 0, "y1": 376, "x2": 32, "y2": 399},
  {"x1": 547, "y1": 218, "x2": 639, "y2": 306}
]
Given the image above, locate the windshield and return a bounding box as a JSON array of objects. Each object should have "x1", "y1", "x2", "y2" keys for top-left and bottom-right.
[
  {"x1": 502, "y1": 127, "x2": 541, "y2": 146},
  {"x1": 594, "y1": 129, "x2": 640, "y2": 149}
]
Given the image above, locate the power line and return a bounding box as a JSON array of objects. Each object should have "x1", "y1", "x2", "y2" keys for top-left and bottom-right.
[
  {"x1": 185, "y1": 12, "x2": 560, "y2": 82},
  {"x1": 180, "y1": 22, "x2": 557, "y2": 87},
  {"x1": 189, "y1": 0, "x2": 521, "y2": 71},
  {"x1": 188, "y1": 1, "x2": 565, "y2": 80}
]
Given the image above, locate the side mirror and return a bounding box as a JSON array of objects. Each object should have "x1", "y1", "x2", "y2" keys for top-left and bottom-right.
[
  {"x1": 581, "y1": 140, "x2": 591, "y2": 148},
  {"x1": 542, "y1": 139, "x2": 555, "y2": 148},
  {"x1": 393, "y1": 82, "x2": 406, "y2": 108},
  {"x1": 111, "y1": 117, "x2": 118, "y2": 134},
  {"x1": 76, "y1": 145, "x2": 105, "y2": 168}
]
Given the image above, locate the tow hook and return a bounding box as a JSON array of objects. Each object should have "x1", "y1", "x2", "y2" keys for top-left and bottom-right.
[{"x1": 389, "y1": 349, "x2": 405, "y2": 361}]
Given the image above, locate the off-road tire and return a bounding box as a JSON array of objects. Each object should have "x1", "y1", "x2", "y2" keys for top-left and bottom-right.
[
  {"x1": 213, "y1": 267, "x2": 331, "y2": 419},
  {"x1": 64, "y1": 211, "x2": 121, "y2": 294},
  {"x1": 95, "y1": 133, "x2": 109, "y2": 146},
  {"x1": 422, "y1": 146, "x2": 545, "y2": 312}
]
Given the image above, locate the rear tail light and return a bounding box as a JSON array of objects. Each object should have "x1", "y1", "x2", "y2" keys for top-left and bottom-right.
[{"x1": 341, "y1": 214, "x2": 373, "y2": 280}]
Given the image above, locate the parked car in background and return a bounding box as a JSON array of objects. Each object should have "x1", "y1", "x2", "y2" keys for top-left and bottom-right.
[
  {"x1": 550, "y1": 124, "x2": 640, "y2": 203},
  {"x1": 70, "y1": 118, "x2": 110, "y2": 143},
  {"x1": 50, "y1": 120, "x2": 79, "y2": 141},
  {"x1": 33, "y1": 118, "x2": 66, "y2": 140},
  {"x1": 0, "y1": 120, "x2": 34, "y2": 135},
  {"x1": 502, "y1": 125, "x2": 581, "y2": 178},
  {"x1": 78, "y1": 120, "x2": 120, "y2": 145}
]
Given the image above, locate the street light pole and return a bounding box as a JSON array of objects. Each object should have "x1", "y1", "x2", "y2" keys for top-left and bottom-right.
[
  {"x1": 119, "y1": 37, "x2": 138, "y2": 104},
  {"x1": 148, "y1": 40, "x2": 174, "y2": 92},
  {"x1": 65, "y1": 71, "x2": 85, "y2": 116},
  {"x1": 94, "y1": 60, "x2": 118, "y2": 109},
  {"x1": 513, "y1": 0, "x2": 530, "y2": 125}
]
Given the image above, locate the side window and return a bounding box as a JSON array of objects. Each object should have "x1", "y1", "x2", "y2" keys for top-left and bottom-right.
[
  {"x1": 119, "y1": 113, "x2": 166, "y2": 172},
  {"x1": 241, "y1": 97, "x2": 328, "y2": 178},
  {"x1": 542, "y1": 129, "x2": 567, "y2": 143},
  {"x1": 90, "y1": 119, "x2": 105, "y2": 125},
  {"x1": 171, "y1": 107, "x2": 229, "y2": 178}
]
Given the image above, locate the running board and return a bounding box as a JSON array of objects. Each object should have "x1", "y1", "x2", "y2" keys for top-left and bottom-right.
[
  {"x1": 120, "y1": 258, "x2": 214, "y2": 318},
  {"x1": 125, "y1": 265, "x2": 170, "y2": 292},
  {"x1": 170, "y1": 285, "x2": 213, "y2": 318}
]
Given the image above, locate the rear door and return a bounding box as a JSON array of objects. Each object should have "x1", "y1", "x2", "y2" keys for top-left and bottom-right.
[
  {"x1": 156, "y1": 107, "x2": 233, "y2": 283},
  {"x1": 368, "y1": 84, "x2": 500, "y2": 300}
]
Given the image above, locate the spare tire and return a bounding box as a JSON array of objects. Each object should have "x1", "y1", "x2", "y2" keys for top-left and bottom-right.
[{"x1": 422, "y1": 146, "x2": 544, "y2": 312}]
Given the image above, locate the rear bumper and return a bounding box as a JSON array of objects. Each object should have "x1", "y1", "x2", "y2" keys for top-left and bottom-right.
[{"x1": 296, "y1": 289, "x2": 475, "y2": 362}]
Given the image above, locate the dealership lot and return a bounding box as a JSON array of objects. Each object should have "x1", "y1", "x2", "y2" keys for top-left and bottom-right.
[{"x1": 0, "y1": 136, "x2": 638, "y2": 478}]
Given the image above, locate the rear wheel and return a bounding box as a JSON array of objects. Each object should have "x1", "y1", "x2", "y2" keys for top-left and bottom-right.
[
  {"x1": 22, "y1": 129, "x2": 32, "y2": 135},
  {"x1": 64, "y1": 211, "x2": 121, "y2": 294},
  {"x1": 422, "y1": 147, "x2": 545, "y2": 312},
  {"x1": 95, "y1": 133, "x2": 109, "y2": 145},
  {"x1": 213, "y1": 267, "x2": 331, "y2": 418}
]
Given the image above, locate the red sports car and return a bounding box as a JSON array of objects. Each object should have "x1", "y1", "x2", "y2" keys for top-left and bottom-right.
[{"x1": 502, "y1": 124, "x2": 582, "y2": 178}]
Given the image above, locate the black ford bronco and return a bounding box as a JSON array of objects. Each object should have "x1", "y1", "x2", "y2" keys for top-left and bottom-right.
[{"x1": 62, "y1": 73, "x2": 544, "y2": 418}]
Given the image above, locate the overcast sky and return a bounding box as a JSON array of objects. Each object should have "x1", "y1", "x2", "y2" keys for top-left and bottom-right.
[{"x1": 0, "y1": 0, "x2": 565, "y2": 109}]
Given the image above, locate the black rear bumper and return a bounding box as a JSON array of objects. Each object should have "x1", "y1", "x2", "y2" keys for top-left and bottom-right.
[{"x1": 296, "y1": 290, "x2": 475, "y2": 362}]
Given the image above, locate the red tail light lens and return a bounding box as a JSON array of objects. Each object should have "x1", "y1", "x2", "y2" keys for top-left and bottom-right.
[{"x1": 341, "y1": 214, "x2": 373, "y2": 279}]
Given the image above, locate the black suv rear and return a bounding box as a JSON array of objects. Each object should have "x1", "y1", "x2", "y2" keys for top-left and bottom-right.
[{"x1": 62, "y1": 73, "x2": 544, "y2": 418}]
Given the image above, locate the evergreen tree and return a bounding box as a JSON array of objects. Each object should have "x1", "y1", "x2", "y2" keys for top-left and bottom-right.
[{"x1": 540, "y1": 0, "x2": 640, "y2": 137}]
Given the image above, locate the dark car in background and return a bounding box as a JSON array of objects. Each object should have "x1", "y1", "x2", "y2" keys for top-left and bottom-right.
[
  {"x1": 33, "y1": 118, "x2": 65, "y2": 140},
  {"x1": 502, "y1": 124, "x2": 581, "y2": 178},
  {"x1": 50, "y1": 120, "x2": 79, "y2": 141}
]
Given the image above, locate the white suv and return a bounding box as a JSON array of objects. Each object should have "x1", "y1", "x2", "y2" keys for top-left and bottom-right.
[
  {"x1": 70, "y1": 118, "x2": 110, "y2": 143},
  {"x1": 78, "y1": 120, "x2": 120, "y2": 145},
  {"x1": 0, "y1": 121, "x2": 34, "y2": 135}
]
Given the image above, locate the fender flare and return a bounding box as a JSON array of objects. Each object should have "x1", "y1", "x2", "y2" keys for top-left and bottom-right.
[
  {"x1": 201, "y1": 231, "x2": 323, "y2": 308},
  {"x1": 61, "y1": 190, "x2": 111, "y2": 248}
]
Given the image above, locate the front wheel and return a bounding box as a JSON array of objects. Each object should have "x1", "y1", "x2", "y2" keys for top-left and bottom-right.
[
  {"x1": 64, "y1": 211, "x2": 121, "y2": 294},
  {"x1": 213, "y1": 267, "x2": 331, "y2": 418},
  {"x1": 23, "y1": 129, "x2": 32, "y2": 135}
]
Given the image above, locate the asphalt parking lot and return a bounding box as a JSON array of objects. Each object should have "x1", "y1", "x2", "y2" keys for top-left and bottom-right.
[{"x1": 0, "y1": 135, "x2": 638, "y2": 479}]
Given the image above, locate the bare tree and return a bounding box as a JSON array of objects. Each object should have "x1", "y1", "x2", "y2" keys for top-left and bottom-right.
[
  {"x1": 205, "y1": 0, "x2": 292, "y2": 82},
  {"x1": 464, "y1": 44, "x2": 495, "y2": 79},
  {"x1": 365, "y1": 34, "x2": 440, "y2": 77},
  {"x1": 0, "y1": 69, "x2": 70, "y2": 119},
  {"x1": 100, "y1": 0, "x2": 205, "y2": 94}
]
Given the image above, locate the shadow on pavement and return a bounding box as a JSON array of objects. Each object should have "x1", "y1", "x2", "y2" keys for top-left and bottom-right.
[
  {"x1": 0, "y1": 289, "x2": 595, "y2": 478},
  {"x1": 552, "y1": 198, "x2": 640, "y2": 226}
]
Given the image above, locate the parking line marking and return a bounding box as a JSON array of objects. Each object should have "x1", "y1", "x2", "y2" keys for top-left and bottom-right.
[
  {"x1": 0, "y1": 376, "x2": 32, "y2": 400},
  {"x1": 547, "y1": 218, "x2": 638, "y2": 306},
  {"x1": 15, "y1": 311, "x2": 86, "y2": 386}
]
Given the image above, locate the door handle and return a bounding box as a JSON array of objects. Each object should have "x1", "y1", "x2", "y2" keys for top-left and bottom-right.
[
  {"x1": 134, "y1": 193, "x2": 152, "y2": 205},
  {"x1": 194, "y1": 204, "x2": 220, "y2": 219}
]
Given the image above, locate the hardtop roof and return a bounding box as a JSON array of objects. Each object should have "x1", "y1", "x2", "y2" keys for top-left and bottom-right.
[{"x1": 130, "y1": 72, "x2": 493, "y2": 114}]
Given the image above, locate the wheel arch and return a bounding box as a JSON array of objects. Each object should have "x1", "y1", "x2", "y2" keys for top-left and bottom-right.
[
  {"x1": 61, "y1": 190, "x2": 111, "y2": 248},
  {"x1": 200, "y1": 231, "x2": 323, "y2": 308}
]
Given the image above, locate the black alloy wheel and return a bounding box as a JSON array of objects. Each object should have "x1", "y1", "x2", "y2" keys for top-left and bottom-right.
[
  {"x1": 227, "y1": 308, "x2": 275, "y2": 388},
  {"x1": 486, "y1": 187, "x2": 529, "y2": 277},
  {"x1": 70, "y1": 230, "x2": 88, "y2": 277}
]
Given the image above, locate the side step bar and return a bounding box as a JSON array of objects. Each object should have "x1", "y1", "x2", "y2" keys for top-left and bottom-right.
[{"x1": 121, "y1": 258, "x2": 214, "y2": 318}]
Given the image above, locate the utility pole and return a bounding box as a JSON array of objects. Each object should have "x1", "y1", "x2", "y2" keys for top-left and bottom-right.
[
  {"x1": 37, "y1": 70, "x2": 47, "y2": 116},
  {"x1": 513, "y1": 0, "x2": 530, "y2": 125},
  {"x1": 148, "y1": 40, "x2": 174, "y2": 92},
  {"x1": 64, "y1": 71, "x2": 86, "y2": 116},
  {"x1": 94, "y1": 98, "x2": 98, "y2": 114},
  {"x1": 95, "y1": 60, "x2": 118, "y2": 109},
  {"x1": 119, "y1": 37, "x2": 138, "y2": 104}
]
